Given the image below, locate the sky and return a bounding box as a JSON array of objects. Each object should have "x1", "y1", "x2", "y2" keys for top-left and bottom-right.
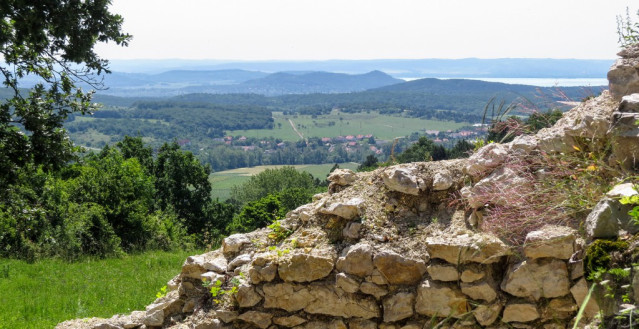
[{"x1": 95, "y1": 0, "x2": 635, "y2": 61}]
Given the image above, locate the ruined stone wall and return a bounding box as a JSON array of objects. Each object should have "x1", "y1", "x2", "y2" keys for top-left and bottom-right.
[{"x1": 57, "y1": 48, "x2": 639, "y2": 329}]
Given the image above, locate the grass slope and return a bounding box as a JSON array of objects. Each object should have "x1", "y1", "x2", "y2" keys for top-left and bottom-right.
[{"x1": 0, "y1": 250, "x2": 197, "y2": 329}]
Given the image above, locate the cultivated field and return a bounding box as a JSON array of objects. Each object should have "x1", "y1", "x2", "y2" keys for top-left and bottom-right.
[{"x1": 227, "y1": 111, "x2": 467, "y2": 141}]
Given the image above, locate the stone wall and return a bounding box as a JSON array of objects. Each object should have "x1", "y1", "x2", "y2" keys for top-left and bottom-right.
[{"x1": 57, "y1": 49, "x2": 639, "y2": 329}]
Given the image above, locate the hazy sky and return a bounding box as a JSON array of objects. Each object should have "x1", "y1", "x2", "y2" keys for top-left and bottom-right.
[{"x1": 95, "y1": 0, "x2": 634, "y2": 60}]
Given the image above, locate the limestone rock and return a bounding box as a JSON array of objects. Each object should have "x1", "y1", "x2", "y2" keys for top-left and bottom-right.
[
  {"x1": 432, "y1": 171, "x2": 454, "y2": 191},
  {"x1": 509, "y1": 134, "x2": 539, "y2": 155},
  {"x1": 336, "y1": 243, "x2": 374, "y2": 277},
  {"x1": 273, "y1": 315, "x2": 307, "y2": 327},
  {"x1": 181, "y1": 255, "x2": 207, "y2": 279},
  {"x1": 319, "y1": 197, "x2": 364, "y2": 219},
  {"x1": 92, "y1": 324, "x2": 122, "y2": 329},
  {"x1": 501, "y1": 259, "x2": 570, "y2": 300},
  {"x1": 416, "y1": 279, "x2": 468, "y2": 318},
  {"x1": 203, "y1": 252, "x2": 228, "y2": 273},
  {"x1": 228, "y1": 253, "x2": 252, "y2": 271},
  {"x1": 193, "y1": 318, "x2": 231, "y2": 329},
  {"x1": 238, "y1": 311, "x2": 272, "y2": 329},
  {"x1": 213, "y1": 310, "x2": 238, "y2": 323},
  {"x1": 523, "y1": 225, "x2": 576, "y2": 260},
  {"x1": 608, "y1": 57, "x2": 639, "y2": 100},
  {"x1": 366, "y1": 268, "x2": 390, "y2": 285},
  {"x1": 502, "y1": 303, "x2": 539, "y2": 323},
  {"x1": 122, "y1": 311, "x2": 145, "y2": 329},
  {"x1": 348, "y1": 319, "x2": 377, "y2": 329},
  {"x1": 264, "y1": 283, "x2": 379, "y2": 318},
  {"x1": 383, "y1": 292, "x2": 415, "y2": 322},
  {"x1": 278, "y1": 250, "x2": 335, "y2": 282},
  {"x1": 298, "y1": 320, "x2": 347, "y2": 329},
  {"x1": 467, "y1": 166, "x2": 529, "y2": 208},
  {"x1": 263, "y1": 283, "x2": 314, "y2": 312},
  {"x1": 426, "y1": 233, "x2": 509, "y2": 264},
  {"x1": 382, "y1": 165, "x2": 426, "y2": 195},
  {"x1": 143, "y1": 309, "x2": 164, "y2": 327},
  {"x1": 461, "y1": 280, "x2": 498, "y2": 302},
  {"x1": 201, "y1": 271, "x2": 224, "y2": 284},
  {"x1": 248, "y1": 252, "x2": 278, "y2": 284},
  {"x1": 585, "y1": 197, "x2": 637, "y2": 239},
  {"x1": 570, "y1": 278, "x2": 600, "y2": 319},
  {"x1": 360, "y1": 282, "x2": 388, "y2": 299},
  {"x1": 610, "y1": 111, "x2": 639, "y2": 171},
  {"x1": 222, "y1": 233, "x2": 251, "y2": 256},
  {"x1": 473, "y1": 303, "x2": 502, "y2": 326},
  {"x1": 542, "y1": 297, "x2": 577, "y2": 320},
  {"x1": 236, "y1": 283, "x2": 262, "y2": 308},
  {"x1": 304, "y1": 285, "x2": 380, "y2": 319},
  {"x1": 427, "y1": 263, "x2": 459, "y2": 282},
  {"x1": 373, "y1": 249, "x2": 428, "y2": 285},
  {"x1": 342, "y1": 221, "x2": 362, "y2": 239},
  {"x1": 606, "y1": 182, "x2": 639, "y2": 198},
  {"x1": 460, "y1": 265, "x2": 485, "y2": 283},
  {"x1": 336, "y1": 272, "x2": 361, "y2": 293},
  {"x1": 327, "y1": 168, "x2": 357, "y2": 186},
  {"x1": 465, "y1": 142, "x2": 509, "y2": 178}
]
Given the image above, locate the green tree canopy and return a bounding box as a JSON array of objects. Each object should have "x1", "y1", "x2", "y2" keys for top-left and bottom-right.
[
  {"x1": 0, "y1": 0, "x2": 130, "y2": 186},
  {"x1": 230, "y1": 166, "x2": 317, "y2": 206}
]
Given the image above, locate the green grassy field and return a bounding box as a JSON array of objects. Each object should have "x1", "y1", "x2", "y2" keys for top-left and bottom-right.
[
  {"x1": 210, "y1": 162, "x2": 359, "y2": 200},
  {"x1": 0, "y1": 250, "x2": 198, "y2": 329},
  {"x1": 228, "y1": 110, "x2": 467, "y2": 141}
]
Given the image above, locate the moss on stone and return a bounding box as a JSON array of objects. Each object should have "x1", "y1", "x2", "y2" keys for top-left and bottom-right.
[{"x1": 584, "y1": 239, "x2": 629, "y2": 280}]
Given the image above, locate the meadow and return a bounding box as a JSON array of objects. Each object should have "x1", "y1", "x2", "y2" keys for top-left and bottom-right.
[
  {"x1": 227, "y1": 110, "x2": 467, "y2": 141},
  {"x1": 0, "y1": 250, "x2": 198, "y2": 329},
  {"x1": 209, "y1": 162, "x2": 359, "y2": 200}
]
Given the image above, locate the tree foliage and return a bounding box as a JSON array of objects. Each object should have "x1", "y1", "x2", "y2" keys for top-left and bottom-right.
[{"x1": 0, "y1": 0, "x2": 130, "y2": 186}]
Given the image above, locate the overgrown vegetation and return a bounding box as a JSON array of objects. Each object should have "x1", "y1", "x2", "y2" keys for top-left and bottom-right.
[
  {"x1": 617, "y1": 7, "x2": 639, "y2": 48},
  {"x1": 470, "y1": 141, "x2": 619, "y2": 245}
]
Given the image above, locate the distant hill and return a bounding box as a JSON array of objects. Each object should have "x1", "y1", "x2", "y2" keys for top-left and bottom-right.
[
  {"x1": 232, "y1": 70, "x2": 402, "y2": 95},
  {"x1": 107, "y1": 58, "x2": 614, "y2": 78},
  {"x1": 372, "y1": 78, "x2": 539, "y2": 94},
  {"x1": 96, "y1": 70, "x2": 403, "y2": 96}
]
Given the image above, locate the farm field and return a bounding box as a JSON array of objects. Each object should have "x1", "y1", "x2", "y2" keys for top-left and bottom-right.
[
  {"x1": 209, "y1": 162, "x2": 359, "y2": 200},
  {"x1": 227, "y1": 111, "x2": 468, "y2": 141},
  {"x1": 0, "y1": 250, "x2": 198, "y2": 329}
]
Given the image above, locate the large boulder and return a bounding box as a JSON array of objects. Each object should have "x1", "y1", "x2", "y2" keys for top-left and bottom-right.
[
  {"x1": 222, "y1": 233, "x2": 251, "y2": 256},
  {"x1": 278, "y1": 250, "x2": 336, "y2": 282},
  {"x1": 501, "y1": 302, "x2": 540, "y2": 323},
  {"x1": 336, "y1": 243, "x2": 375, "y2": 278},
  {"x1": 608, "y1": 51, "x2": 639, "y2": 100},
  {"x1": 501, "y1": 259, "x2": 570, "y2": 300},
  {"x1": 523, "y1": 225, "x2": 576, "y2": 259},
  {"x1": 465, "y1": 143, "x2": 509, "y2": 179},
  {"x1": 327, "y1": 169, "x2": 358, "y2": 186},
  {"x1": 382, "y1": 165, "x2": 426, "y2": 195},
  {"x1": 426, "y1": 233, "x2": 509, "y2": 264},
  {"x1": 319, "y1": 198, "x2": 364, "y2": 220},
  {"x1": 415, "y1": 279, "x2": 468, "y2": 318},
  {"x1": 237, "y1": 311, "x2": 272, "y2": 329},
  {"x1": 609, "y1": 95, "x2": 639, "y2": 171},
  {"x1": 585, "y1": 197, "x2": 637, "y2": 239},
  {"x1": 373, "y1": 250, "x2": 428, "y2": 285},
  {"x1": 383, "y1": 292, "x2": 415, "y2": 322}
]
